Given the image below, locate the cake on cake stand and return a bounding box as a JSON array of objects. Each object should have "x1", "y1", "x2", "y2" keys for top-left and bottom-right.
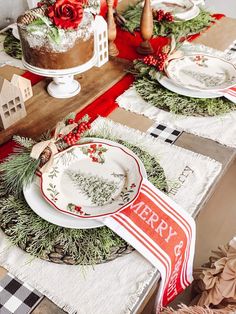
[
  {"x1": 22, "y1": 54, "x2": 98, "y2": 98},
  {"x1": 22, "y1": 16, "x2": 108, "y2": 99}
]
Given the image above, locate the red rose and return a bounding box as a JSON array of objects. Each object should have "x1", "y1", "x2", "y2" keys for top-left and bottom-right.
[{"x1": 48, "y1": 0, "x2": 84, "y2": 30}]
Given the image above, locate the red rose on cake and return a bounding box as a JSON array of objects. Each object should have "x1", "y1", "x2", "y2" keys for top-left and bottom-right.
[{"x1": 48, "y1": 0, "x2": 84, "y2": 30}]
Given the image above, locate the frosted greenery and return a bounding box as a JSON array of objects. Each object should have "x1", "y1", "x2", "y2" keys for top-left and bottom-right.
[
  {"x1": 131, "y1": 61, "x2": 236, "y2": 117},
  {"x1": 0, "y1": 133, "x2": 168, "y2": 264},
  {"x1": 121, "y1": 2, "x2": 214, "y2": 38}
]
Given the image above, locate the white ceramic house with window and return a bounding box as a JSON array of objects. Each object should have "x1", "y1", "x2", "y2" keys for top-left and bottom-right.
[
  {"x1": 0, "y1": 76, "x2": 26, "y2": 130},
  {"x1": 11, "y1": 74, "x2": 33, "y2": 101}
]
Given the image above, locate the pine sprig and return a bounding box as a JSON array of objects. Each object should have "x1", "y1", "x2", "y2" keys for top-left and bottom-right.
[{"x1": 0, "y1": 148, "x2": 40, "y2": 196}]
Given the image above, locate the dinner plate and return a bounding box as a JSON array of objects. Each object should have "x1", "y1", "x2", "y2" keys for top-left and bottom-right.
[
  {"x1": 166, "y1": 54, "x2": 236, "y2": 91},
  {"x1": 150, "y1": 0, "x2": 199, "y2": 21},
  {"x1": 23, "y1": 176, "x2": 104, "y2": 229},
  {"x1": 157, "y1": 74, "x2": 220, "y2": 98},
  {"x1": 40, "y1": 140, "x2": 145, "y2": 219}
]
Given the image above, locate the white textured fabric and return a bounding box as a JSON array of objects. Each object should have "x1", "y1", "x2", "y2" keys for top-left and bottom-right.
[
  {"x1": 0, "y1": 118, "x2": 221, "y2": 313},
  {"x1": 117, "y1": 86, "x2": 236, "y2": 148}
]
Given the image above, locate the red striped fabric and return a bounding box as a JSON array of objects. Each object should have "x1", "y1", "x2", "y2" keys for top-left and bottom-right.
[{"x1": 103, "y1": 178, "x2": 195, "y2": 308}]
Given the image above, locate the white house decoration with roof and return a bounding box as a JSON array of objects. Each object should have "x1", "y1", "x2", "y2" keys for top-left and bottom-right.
[
  {"x1": 0, "y1": 76, "x2": 26, "y2": 130},
  {"x1": 11, "y1": 74, "x2": 33, "y2": 102}
]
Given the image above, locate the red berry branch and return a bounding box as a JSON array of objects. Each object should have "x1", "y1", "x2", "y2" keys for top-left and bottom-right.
[
  {"x1": 62, "y1": 119, "x2": 91, "y2": 146},
  {"x1": 142, "y1": 52, "x2": 168, "y2": 72},
  {"x1": 153, "y1": 9, "x2": 174, "y2": 23}
]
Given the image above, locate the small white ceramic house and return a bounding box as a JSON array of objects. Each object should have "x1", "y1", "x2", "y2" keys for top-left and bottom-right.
[
  {"x1": 11, "y1": 74, "x2": 33, "y2": 101},
  {"x1": 0, "y1": 76, "x2": 26, "y2": 130},
  {"x1": 94, "y1": 15, "x2": 109, "y2": 67}
]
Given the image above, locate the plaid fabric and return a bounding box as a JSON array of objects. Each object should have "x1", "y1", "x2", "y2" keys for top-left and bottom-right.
[
  {"x1": 0, "y1": 273, "x2": 43, "y2": 314},
  {"x1": 148, "y1": 123, "x2": 182, "y2": 144}
]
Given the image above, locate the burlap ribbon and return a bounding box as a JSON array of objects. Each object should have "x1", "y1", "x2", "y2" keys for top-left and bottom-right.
[{"x1": 30, "y1": 121, "x2": 77, "y2": 173}]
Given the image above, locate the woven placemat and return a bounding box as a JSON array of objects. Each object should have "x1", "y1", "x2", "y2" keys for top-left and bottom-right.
[{"x1": 0, "y1": 138, "x2": 168, "y2": 266}]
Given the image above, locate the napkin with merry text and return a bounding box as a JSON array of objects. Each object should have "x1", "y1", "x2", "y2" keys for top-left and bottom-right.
[{"x1": 102, "y1": 178, "x2": 196, "y2": 310}]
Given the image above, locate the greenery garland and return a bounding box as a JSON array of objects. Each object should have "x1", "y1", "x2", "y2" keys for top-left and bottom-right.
[
  {"x1": 121, "y1": 2, "x2": 214, "y2": 38},
  {"x1": 0, "y1": 131, "x2": 168, "y2": 265},
  {"x1": 3, "y1": 30, "x2": 22, "y2": 60},
  {"x1": 131, "y1": 61, "x2": 236, "y2": 117}
]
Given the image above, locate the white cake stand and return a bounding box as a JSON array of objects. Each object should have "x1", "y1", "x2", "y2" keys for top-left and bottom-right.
[{"x1": 22, "y1": 53, "x2": 97, "y2": 99}]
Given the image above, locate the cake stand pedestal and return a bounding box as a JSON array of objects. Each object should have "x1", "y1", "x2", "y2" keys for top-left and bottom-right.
[{"x1": 22, "y1": 53, "x2": 97, "y2": 99}]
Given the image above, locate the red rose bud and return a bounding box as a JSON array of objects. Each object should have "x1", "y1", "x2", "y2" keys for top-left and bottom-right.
[{"x1": 48, "y1": 0, "x2": 84, "y2": 30}]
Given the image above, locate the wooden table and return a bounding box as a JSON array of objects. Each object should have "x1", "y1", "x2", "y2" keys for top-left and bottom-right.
[{"x1": 1, "y1": 4, "x2": 236, "y2": 313}]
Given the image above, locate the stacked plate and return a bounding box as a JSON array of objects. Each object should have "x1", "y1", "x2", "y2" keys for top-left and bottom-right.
[
  {"x1": 23, "y1": 139, "x2": 146, "y2": 229},
  {"x1": 158, "y1": 53, "x2": 236, "y2": 99},
  {"x1": 151, "y1": 0, "x2": 200, "y2": 21}
]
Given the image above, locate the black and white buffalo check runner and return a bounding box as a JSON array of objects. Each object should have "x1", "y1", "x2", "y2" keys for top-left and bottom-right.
[
  {"x1": 148, "y1": 123, "x2": 182, "y2": 144},
  {"x1": 0, "y1": 273, "x2": 43, "y2": 314}
]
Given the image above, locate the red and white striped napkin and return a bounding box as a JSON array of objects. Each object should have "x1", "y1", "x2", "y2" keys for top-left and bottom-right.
[
  {"x1": 102, "y1": 178, "x2": 196, "y2": 310},
  {"x1": 223, "y1": 86, "x2": 236, "y2": 103}
]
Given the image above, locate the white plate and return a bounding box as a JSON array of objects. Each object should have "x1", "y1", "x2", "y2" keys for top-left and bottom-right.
[
  {"x1": 150, "y1": 0, "x2": 199, "y2": 21},
  {"x1": 166, "y1": 54, "x2": 236, "y2": 91},
  {"x1": 40, "y1": 140, "x2": 145, "y2": 219},
  {"x1": 23, "y1": 176, "x2": 104, "y2": 229},
  {"x1": 157, "y1": 74, "x2": 220, "y2": 98}
]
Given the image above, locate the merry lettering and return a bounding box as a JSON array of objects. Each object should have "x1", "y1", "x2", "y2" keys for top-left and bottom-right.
[{"x1": 130, "y1": 201, "x2": 178, "y2": 244}]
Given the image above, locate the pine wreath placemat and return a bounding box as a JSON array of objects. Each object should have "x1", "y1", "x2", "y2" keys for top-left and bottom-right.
[
  {"x1": 121, "y1": 2, "x2": 214, "y2": 38},
  {"x1": 130, "y1": 61, "x2": 236, "y2": 117},
  {"x1": 0, "y1": 120, "x2": 168, "y2": 266},
  {"x1": 3, "y1": 29, "x2": 22, "y2": 60}
]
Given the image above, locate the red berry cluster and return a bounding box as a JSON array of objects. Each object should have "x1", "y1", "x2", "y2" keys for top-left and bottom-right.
[
  {"x1": 153, "y1": 9, "x2": 174, "y2": 22},
  {"x1": 62, "y1": 118, "x2": 91, "y2": 146},
  {"x1": 143, "y1": 52, "x2": 168, "y2": 72}
]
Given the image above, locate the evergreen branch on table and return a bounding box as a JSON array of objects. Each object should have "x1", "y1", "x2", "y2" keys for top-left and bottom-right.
[
  {"x1": 13, "y1": 135, "x2": 36, "y2": 149},
  {"x1": 0, "y1": 147, "x2": 40, "y2": 196},
  {"x1": 121, "y1": 2, "x2": 214, "y2": 38},
  {"x1": 134, "y1": 75, "x2": 236, "y2": 117},
  {"x1": 3, "y1": 30, "x2": 22, "y2": 60}
]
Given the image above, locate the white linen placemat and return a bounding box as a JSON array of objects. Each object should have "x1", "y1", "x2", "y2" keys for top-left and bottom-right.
[
  {"x1": 117, "y1": 86, "x2": 236, "y2": 148},
  {"x1": 0, "y1": 117, "x2": 221, "y2": 314}
]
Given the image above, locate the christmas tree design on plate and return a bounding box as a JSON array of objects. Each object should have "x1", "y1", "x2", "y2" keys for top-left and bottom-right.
[{"x1": 66, "y1": 169, "x2": 120, "y2": 207}]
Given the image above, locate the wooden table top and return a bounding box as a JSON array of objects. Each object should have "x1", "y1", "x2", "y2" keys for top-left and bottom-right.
[
  {"x1": 1, "y1": 5, "x2": 236, "y2": 312},
  {"x1": 0, "y1": 58, "x2": 130, "y2": 145}
]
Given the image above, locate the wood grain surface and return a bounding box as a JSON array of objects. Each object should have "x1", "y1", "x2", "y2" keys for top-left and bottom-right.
[{"x1": 0, "y1": 58, "x2": 130, "y2": 144}]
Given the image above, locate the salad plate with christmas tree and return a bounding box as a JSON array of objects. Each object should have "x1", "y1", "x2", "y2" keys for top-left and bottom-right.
[
  {"x1": 40, "y1": 140, "x2": 145, "y2": 219},
  {"x1": 165, "y1": 54, "x2": 236, "y2": 91},
  {"x1": 150, "y1": 0, "x2": 200, "y2": 21}
]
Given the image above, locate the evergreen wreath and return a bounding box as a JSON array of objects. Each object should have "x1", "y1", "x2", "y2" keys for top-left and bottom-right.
[
  {"x1": 131, "y1": 61, "x2": 236, "y2": 117},
  {"x1": 0, "y1": 121, "x2": 168, "y2": 265},
  {"x1": 121, "y1": 2, "x2": 214, "y2": 38},
  {"x1": 3, "y1": 30, "x2": 22, "y2": 60}
]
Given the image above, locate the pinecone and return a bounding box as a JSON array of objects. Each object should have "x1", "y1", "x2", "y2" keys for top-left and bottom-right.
[
  {"x1": 17, "y1": 7, "x2": 46, "y2": 25},
  {"x1": 39, "y1": 147, "x2": 52, "y2": 167}
]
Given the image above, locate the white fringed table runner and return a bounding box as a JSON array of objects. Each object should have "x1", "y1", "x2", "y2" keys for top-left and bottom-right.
[
  {"x1": 117, "y1": 86, "x2": 236, "y2": 148},
  {"x1": 0, "y1": 117, "x2": 221, "y2": 314}
]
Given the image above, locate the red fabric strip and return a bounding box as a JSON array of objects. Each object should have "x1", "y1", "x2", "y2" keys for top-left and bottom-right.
[{"x1": 75, "y1": 74, "x2": 134, "y2": 122}]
